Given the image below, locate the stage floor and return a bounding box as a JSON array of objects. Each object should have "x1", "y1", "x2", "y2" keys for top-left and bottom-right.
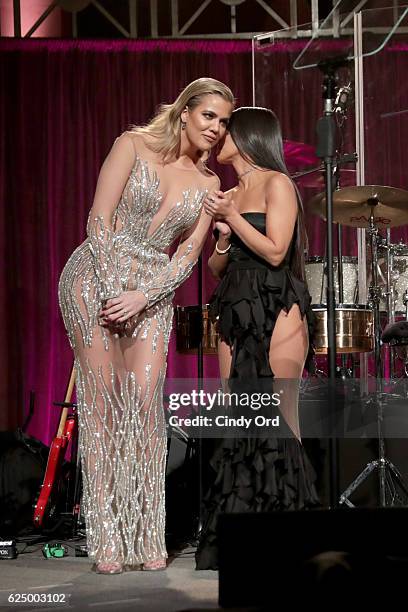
[{"x1": 0, "y1": 542, "x2": 219, "y2": 612}]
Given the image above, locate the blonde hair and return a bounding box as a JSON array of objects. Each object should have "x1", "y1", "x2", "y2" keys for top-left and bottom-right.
[{"x1": 134, "y1": 78, "x2": 234, "y2": 163}]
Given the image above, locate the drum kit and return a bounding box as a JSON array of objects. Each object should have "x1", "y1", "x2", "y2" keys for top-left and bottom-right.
[{"x1": 306, "y1": 183, "x2": 408, "y2": 368}]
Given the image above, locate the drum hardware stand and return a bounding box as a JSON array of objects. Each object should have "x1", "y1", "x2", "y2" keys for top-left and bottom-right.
[
  {"x1": 338, "y1": 378, "x2": 408, "y2": 507},
  {"x1": 404, "y1": 290, "x2": 408, "y2": 330},
  {"x1": 384, "y1": 230, "x2": 396, "y2": 379},
  {"x1": 388, "y1": 290, "x2": 408, "y2": 378},
  {"x1": 334, "y1": 154, "x2": 358, "y2": 381},
  {"x1": 339, "y1": 206, "x2": 408, "y2": 507},
  {"x1": 334, "y1": 229, "x2": 354, "y2": 382},
  {"x1": 367, "y1": 203, "x2": 383, "y2": 376}
]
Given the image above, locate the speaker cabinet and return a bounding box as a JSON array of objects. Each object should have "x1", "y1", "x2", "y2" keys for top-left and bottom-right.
[{"x1": 218, "y1": 508, "x2": 408, "y2": 608}]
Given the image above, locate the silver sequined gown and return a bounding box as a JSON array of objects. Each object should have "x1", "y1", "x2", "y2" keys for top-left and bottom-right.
[{"x1": 58, "y1": 133, "x2": 208, "y2": 565}]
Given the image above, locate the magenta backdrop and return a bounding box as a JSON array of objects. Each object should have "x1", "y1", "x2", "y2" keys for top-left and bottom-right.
[{"x1": 1, "y1": 39, "x2": 408, "y2": 444}]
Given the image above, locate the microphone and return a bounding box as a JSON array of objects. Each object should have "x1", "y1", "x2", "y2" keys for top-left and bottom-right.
[{"x1": 335, "y1": 83, "x2": 352, "y2": 115}]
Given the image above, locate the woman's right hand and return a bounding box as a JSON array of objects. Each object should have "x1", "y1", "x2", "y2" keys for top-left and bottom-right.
[
  {"x1": 100, "y1": 290, "x2": 148, "y2": 325},
  {"x1": 215, "y1": 221, "x2": 231, "y2": 239}
]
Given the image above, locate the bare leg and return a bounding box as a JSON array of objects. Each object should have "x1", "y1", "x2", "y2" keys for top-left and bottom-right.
[
  {"x1": 73, "y1": 326, "x2": 126, "y2": 572},
  {"x1": 217, "y1": 305, "x2": 308, "y2": 440},
  {"x1": 218, "y1": 339, "x2": 233, "y2": 392},
  {"x1": 73, "y1": 305, "x2": 171, "y2": 571},
  {"x1": 269, "y1": 304, "x2": 308, "y2": 441},
  {"x1": 119, "y1": 313, "x2": 169, "y2": 570}
]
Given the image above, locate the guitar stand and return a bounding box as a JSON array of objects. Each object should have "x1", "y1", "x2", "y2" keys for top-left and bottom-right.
[{"x1": 51, "y1": 401, "x2": 84, "y2": 539}]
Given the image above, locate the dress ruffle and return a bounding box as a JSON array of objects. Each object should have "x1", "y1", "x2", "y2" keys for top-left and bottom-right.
[
  {"x1": 208, "y1": 265, "x2": 316, "y2": 377},
  {"x1": 195, "y1": 436, "x2": 319, "y2": 570}
]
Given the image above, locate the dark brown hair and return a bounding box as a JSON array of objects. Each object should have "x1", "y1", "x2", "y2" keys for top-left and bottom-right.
[{"x1": 228, "y1": 107, "x2": 308, "y2": 280}]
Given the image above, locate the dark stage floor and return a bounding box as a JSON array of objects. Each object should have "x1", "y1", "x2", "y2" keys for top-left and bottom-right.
[{"x1": 0, "y1": 542, "x2": 220, "y2": 612}]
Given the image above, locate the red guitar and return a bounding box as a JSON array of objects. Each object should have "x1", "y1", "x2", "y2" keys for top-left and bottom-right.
[{"x1": 33, "y1": 367, "x2": 76, "y2": 528}]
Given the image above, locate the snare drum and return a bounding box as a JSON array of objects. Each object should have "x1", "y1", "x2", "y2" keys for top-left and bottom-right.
[
  {"x1": 175, "y1": 305, "x2": 218, "y2": 354},
  {"x1": 312, "y1": 304, "x2": 374, "y2": 354},
  {"x1": 306, "y1": 256, "x2": 358, "y2": 304}
]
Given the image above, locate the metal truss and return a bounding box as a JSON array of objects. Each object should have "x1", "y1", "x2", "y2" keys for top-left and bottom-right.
[{"x1": 4, "y1": 0, "x2": 406, "y2": 39}]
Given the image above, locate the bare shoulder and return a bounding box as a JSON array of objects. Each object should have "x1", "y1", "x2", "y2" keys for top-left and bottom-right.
[
  {"x1": 105, "y1": 131, "x2": 137, "y2": 163},
  {"x1": 121, "y1": 131, "x2": 166, "y2": 166},
  {"x1": 121, "y1": 130, "x2": 149, "y2": 153},
  {"x1": 265, "y1": 171, "x2": 294, "y2": 191},
  {"x1": 265, "y1": 171, "x2": 296, "y2": 200},
  {"x1": 264, "y1": 172, "x2": 297, "y2": 217}
]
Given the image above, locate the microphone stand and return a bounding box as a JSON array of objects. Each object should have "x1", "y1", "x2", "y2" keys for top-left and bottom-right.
[{"x1": 316, "y1": 59, "x2": 342, "y2": 508}]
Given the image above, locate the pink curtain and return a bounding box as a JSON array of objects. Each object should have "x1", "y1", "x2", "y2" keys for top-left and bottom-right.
[
  {"x1": 0, "y1": 39, "x2": 252, "y2": 441},
  {"x1": 1, "y1": 39, "x2": 408, "y2": 443}
]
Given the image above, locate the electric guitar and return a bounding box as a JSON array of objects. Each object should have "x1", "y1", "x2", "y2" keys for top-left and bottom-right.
[{"x1": 33, "y1": 367, "x2": 76, "y2": 528}]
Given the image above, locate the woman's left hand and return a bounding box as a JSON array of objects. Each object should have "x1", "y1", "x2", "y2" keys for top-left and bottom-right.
[
  {"x1": 100, "y1": 290, "x2": 148, "y2": 325},
  {"x1": 204, "y1": 190, "x2": 236, "y2": 221}
]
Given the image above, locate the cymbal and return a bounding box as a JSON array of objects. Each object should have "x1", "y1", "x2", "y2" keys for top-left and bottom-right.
[
  {"x1": 295, "y1": 168, "x2": 356, "y2": 190},
  {"x1": 283, "y1": 140, "x2": 319, "y2": 171},
  {"x1": 308, "y1": 185, "x2": 408, "y2": 228}
]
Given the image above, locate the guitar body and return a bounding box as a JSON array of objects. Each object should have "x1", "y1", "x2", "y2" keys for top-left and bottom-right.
[
  {"x1": 33, "y1": 368, "x2": 76, "y2": 528},
  {"x1": 33, "y1": 417, "x2": 76, "y2": 527}
]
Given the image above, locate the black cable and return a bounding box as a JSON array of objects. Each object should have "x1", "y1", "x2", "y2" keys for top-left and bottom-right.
[{"x1": 18, "y1": 545, "x2": 45, "y2": 555}]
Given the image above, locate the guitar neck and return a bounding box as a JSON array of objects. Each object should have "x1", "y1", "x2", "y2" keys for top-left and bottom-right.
[{"x1": 56, "y1": 366, "x2": 76, "y2": 437}]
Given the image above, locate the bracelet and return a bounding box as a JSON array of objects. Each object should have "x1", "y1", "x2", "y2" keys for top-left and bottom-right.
[{"x1": 215, "y1": 240, "x2": 231, "y2": 255}]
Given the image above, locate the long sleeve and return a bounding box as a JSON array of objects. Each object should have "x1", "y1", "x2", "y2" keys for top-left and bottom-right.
[
  {"x1": 86, "y1": 133, "x2": 136, "y2": 301},
  {"x1": 142, "y1": 206, "x2": 211, "y2": 309},
  {"x1": 87, "y1": 217, "x2": 123, "y2": 301}
]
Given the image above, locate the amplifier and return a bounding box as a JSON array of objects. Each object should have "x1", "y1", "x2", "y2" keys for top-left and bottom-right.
[{"x1": 0, "y1": 540, "x2": 17, "y2": 559}]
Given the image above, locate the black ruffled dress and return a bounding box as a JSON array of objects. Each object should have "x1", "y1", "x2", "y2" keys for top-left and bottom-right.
[{"x1": 195, "y1": 212, "x2": 319, "y2": 571}]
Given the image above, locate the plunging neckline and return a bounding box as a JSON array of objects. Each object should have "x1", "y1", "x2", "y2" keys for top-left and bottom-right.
[{"x1": 129, "y1": 156, "x2": 208, "y2": 240}]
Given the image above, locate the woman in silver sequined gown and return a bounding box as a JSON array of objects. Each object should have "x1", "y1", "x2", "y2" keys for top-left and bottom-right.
[{"x1": 58, "y1": 78, "x2": 234, "y2": 574}]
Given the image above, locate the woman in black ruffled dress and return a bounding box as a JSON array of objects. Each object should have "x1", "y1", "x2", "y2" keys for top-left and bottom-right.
[{"x1": 195, "y1": 107, "x2": 319, "y2": 570}]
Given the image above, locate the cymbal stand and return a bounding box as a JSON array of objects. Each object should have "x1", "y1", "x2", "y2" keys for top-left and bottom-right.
[
  {"x1": 385, "y1": 230, "x2": 395, "y2": 324},
  {"x1": 401, "y1": 291, "x2": 408, "y2": 376},
  {"x1": 339, "y1": 203, "x2": 408, "y2": 506},
  {"x1": 367, "y1": 201, "x2": 383, "y2": 377},
  {"x1": 387, "y1": 231, "x2": 400, "y2": 379}
]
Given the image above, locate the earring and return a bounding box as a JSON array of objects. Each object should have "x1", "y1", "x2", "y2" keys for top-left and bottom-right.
[{"x1": 181, "y1": 121, "x2": 186, "y2": 130}]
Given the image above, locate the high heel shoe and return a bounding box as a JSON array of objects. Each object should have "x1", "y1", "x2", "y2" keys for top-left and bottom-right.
[
  {"x1": 93, "y1": 561, "x2": 123, "y2": 575},
  {"x1": 142, "y1": 558, "x2": 166, "y2": 571}
]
